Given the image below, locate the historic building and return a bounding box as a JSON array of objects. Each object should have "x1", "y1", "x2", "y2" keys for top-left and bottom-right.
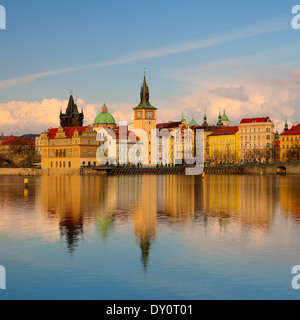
[
  {"x1": 208, "y1": 126, "x2": 239, "y2": 163},
  {"x1": 96, "y1": 126, "x2": 143, "y2": 165},
  {"x1": 38, "y1": 126, "x2": 99, "y2": 171},
  {"x1": 156, "y1": 119, "x2": 194, "y2": 166},
  {"x1": 238, "y1": 117, "x2": 275, "y2": 162},
  {"x1": 133, "y1": 74, "x2": 157, "y2": 165},
  {"x1": 0, "y1": 136, "x2": 35, "y2": 156},
  {"x1": 60, "y1": 92, "x2": 84, "y2": 127},
  {"x1": 280, "y1": 123, "x2": 300, "y2": 161},
  {"x1": 93, "y1": 104, "x2": 117, "y2": 130}
]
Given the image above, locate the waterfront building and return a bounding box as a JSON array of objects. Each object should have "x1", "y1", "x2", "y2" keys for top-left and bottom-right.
[
  {"x1": 38, "y1": 125, "x2": 99, "y2": 171},
  {"x1": 96, "y1": 126, "x2": 143, "y2": 165},
  {"x1": 156, "y1": 119, "x2": 193, "y2": 166},
  {"x1": 191, "y1": 125, "x2": 221, "y2": 162},
  {"x1": 60, "y1": 92, "x2": 84, "y2": 128},
  {"x1": 208, "y1": 126, "x2": 239, "y2": 163},
  {"x1": 133, "y1": 74, "x2": 157, "y2": 165},
  {"x1": 280, "y1": 123, "x2": 300, "y2": 161},
  {"x1": 238, "y1": 117, "x2": 275, "y2": 162}
]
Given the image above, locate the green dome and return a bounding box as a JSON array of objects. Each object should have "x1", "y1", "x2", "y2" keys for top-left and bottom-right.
[
  {"x1": 221, "y1": 114, "x2": 229, "y2": 121},
  {"x1": 220, "y1": 110, "x2": 229, "y2": 121},
  {"x1": 94, "y1": 105, "x2": 116, "y2": 125}
]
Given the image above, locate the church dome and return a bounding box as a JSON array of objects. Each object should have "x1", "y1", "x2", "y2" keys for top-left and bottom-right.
[
  {"x1": 221, "y1": 114, "x2": 229, "y2": 121},
  {"x1": 94, "y1": 105, "x2": 116, "y2": 125}
]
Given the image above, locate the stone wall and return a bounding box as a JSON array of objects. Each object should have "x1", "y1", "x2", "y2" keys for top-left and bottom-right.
[
  {"x1": 243, "y1": 163, "x2": 300, "y2": 175},
  {"x1": 0, "y1": 168, "x2": 42, "y2": 176}
]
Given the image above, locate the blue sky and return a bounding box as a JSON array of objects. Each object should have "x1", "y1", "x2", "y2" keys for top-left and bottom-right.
[{"x1": 0, "y1": 0, "x2": 300, "y2": 134}]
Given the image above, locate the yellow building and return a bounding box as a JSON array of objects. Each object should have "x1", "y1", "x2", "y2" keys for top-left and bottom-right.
[
  {"x1": 38, "y1": 125, "x2": 99, "y2": 171},
  {"x1": 133, "y1": 74, "x2": 157, "y2": 165},
  {"x1": 280, "y1": 123, "x2": 300, "y2": 161},
  {"x1": 208, "y1": 126, "x2": 239, "y2": 163},
  {"x1": 239, "y1": 117, "x2": 275, "y2": 162}
]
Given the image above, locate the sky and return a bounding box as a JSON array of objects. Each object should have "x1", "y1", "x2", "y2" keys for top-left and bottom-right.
[{"x1": 0, "y1": 0, "x2": 300, "y2": 135}]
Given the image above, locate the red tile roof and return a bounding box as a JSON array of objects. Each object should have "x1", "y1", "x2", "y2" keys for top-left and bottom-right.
[
  {"x1": 47, "y1": 127, "x2": 87, "y2": 139},
  {"x1": 209, "y1": 126, "x2": 239, "y2": 137},
  {"x1": 157, "y1": 121, "x2": 182, "y2": 129},
  {"x1": 1, "y1": 136, "x2": 35, "y2": 146},
  {"x1": 191, "y1": 125, "x2": 221, "y2": 132},
  {"x1": 281, "y1": 124, "x2": 300, "y2": 136},
  {"x1": 240, "y1": 117, "x2": 272, "y2": 124}
]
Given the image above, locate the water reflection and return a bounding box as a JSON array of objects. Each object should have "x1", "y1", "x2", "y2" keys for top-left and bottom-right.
[{"x1": 37, "y1": 174, "x2": 299, "y2": 267}]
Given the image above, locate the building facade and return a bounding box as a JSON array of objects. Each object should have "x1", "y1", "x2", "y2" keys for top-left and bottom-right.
[
  {"x1": 38, "y1": 126, "x2": 99, "y2": 170},
  {"x1": 208, "y1": 126, "x2": 239, "y2": 163},
  {"x1": 280, "y1": 124, "x2": 300, "y2": 161},
  {"x1": 239, "y1": 117, "x2": 275, "y2": 162}
]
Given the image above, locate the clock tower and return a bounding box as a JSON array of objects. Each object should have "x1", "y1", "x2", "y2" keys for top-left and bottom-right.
[{"x1": 133, "y1": 74, "x2": 157, "y2": 165}]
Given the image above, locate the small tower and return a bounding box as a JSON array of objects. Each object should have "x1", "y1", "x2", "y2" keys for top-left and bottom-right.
[
  {"x1": 284, "y1": 119, "x2": 289, "y2": 132},
  {"x1": 202, "y1": 110, "x2": 208, "y2": 126},
  {"x1": 60, "y1": 91, "x2": 84, "y2": 127},
  {"x1": 216, "y1": 109, "x2": 223, "y2": 126}
]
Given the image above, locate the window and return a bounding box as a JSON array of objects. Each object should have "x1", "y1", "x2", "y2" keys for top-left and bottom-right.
[
  {"x1": 267, "y1": 135, "x2": 270, "y2": 140},
  {"x1": 69, "y1": 162, "x2": 71, "y2": 168}
]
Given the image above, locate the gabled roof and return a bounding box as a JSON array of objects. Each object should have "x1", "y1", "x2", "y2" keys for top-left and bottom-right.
[
  {"x1": 281, "y1": 124, "x2": 300, "y2": 136},
  {"x1": 47, "y1": 127, "x2": 88, "y2": 139},
  {"x1": 209, "y1": 126, "x2": 239, "y2": 137},
  {"x1": 240, "y1": 117, "x2": 272, "y2": 124}
]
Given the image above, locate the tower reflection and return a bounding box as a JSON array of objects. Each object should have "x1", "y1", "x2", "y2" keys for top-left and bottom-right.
[{"x1": 40, "y1": 174, "x2": 285, "y2": 264}]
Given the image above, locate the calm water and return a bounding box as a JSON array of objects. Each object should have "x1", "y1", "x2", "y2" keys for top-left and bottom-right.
[{"x1": 0, "y1": 174, "x2": 300, "y2": 300}]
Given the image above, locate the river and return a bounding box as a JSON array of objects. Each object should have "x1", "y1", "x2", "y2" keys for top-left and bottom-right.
[{"x1": 0, "y1": 174, "x2": 300, "y2": 300}]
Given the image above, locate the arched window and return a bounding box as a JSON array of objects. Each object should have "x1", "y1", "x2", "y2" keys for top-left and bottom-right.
[{"x1": 69, "y1": 162, "x2": 71, "y2": 168}]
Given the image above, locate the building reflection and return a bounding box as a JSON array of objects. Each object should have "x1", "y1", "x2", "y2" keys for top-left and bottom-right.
[
  {"x1": 280, "y1": 176, "x2": 300, "y2": 223},
  {"x1": 40, "y1": 174, "x2": 285, "y2": 264}
]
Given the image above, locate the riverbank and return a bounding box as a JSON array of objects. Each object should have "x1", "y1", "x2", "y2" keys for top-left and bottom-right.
[{"x1": 0, "y1": 162, "x2": 299, "y2": 176}]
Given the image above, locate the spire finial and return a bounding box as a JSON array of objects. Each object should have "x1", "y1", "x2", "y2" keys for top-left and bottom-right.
[{"x1": 70, "y1": 90, "x2": 73, "y2": 96}]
